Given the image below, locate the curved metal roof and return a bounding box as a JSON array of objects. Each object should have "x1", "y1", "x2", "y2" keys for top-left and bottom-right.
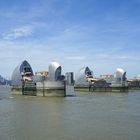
[
  {"x1": 75, "y1": 66, "x2": 93, "y2": 85},
  {"x1": 48, "y1": 62, "x2": 62, "y2": 81},
  {"x1": 11, "y1": 60, "x2": 33, "y2": 86},
  {"x1": 115, "y1": 68, "x2": 126, "y2": 78}
]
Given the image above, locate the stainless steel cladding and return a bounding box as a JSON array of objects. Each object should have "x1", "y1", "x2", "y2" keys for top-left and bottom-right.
[
  {"x1": 11, "y1": 60, "x2": 33, "y2": 86},
  {"x1": 115, "y1": 68, "x2": 127, "y2": 82},
  {"x1": 75, "y1": 67, "x2": 93, "y2": 86},
  {"x1": 111, "y1": 68, "x2": 128, "y2": 87},
  {"x1": 48, "y1": 62, "x2": 62, "y2": 81}
]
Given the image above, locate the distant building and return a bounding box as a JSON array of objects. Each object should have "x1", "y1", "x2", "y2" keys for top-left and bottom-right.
[
  {"x1": 128, "y1": 74, "x2": 140, "y2": 87},
  {"x1": 135, "y1": 75, "x2": 140, "y2": 80},
  {"x1": 0, "y1": 75, "x2": 11, "y2": 85},
  {"x1": 35, "y1": 71, "x2": 48, "y2": 77}
]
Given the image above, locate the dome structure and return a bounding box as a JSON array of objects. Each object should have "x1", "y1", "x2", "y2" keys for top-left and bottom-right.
[
  {"x1": 115, "y1": 68, "x2": 125, "y2": 78},
  {"x1": 11, "y1": 60, "x2": 33, "y2": 86},
  {"x1": 75, "y1": 66, "x2": 93, "y2": 86},
  {"x1": 136, "y1": 75, "x2": 140, "y2": 80},
  {"x1": 110, "y1": 68, "x2": 127, "y2": 86},
  {"x1": 48, "y1": 62, "x2": 62, "y2": 81}
]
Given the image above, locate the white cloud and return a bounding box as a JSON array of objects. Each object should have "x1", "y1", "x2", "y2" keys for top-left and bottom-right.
[
  {"x1": 65, "y1": 56, "x2": 86, "y2": 60},
  {"x1": 3, "y1": 26, "x2": 33, "y2": 40}
]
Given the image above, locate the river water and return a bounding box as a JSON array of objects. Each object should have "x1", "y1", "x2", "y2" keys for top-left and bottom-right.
[{"x1": 0, "y1": 86, "x2": 140, "y2": 140}]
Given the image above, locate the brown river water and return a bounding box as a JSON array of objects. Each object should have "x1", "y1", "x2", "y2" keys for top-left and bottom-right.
[{"x1": 0, "y1": 86, "x2": 140, "y2": 140}]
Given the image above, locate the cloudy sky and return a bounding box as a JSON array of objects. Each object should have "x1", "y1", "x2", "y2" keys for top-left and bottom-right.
[{"x1": 0, "y1": 0, "x2": 140, "y2": 79}]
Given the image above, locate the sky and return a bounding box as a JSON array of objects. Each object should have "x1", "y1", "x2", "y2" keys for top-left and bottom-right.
[{"x1": 0, "y1": 0, "x2": 140, "y2": 79}]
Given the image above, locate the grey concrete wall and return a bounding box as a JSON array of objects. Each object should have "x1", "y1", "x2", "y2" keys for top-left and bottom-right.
[
  {"x1": 37, "y1": 81, "x2": 64, "y2": 88},
  {"x1": 36, "y1": 81, "x2": 65, "y2": 97},
  {"x1": 11, "y1": 81, "x2": 66, "y2": 97},
  {"x1": 65, "y1": 85, "x2": 75, "y2": 96}
]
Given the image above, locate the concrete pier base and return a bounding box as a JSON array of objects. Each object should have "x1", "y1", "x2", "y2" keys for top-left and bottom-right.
[
  {"x1": 75, "y1": 85, "x2": 128, "y2": 92},
  {"x1": 11, "y1": 81, "x2": 66, "y2": 96},
  {"x1": 36, "y1": 81, "x2": 65, "y2": 97},
  {"x1": 65, "y1": 85, "x2": 75, "y2": 96}
]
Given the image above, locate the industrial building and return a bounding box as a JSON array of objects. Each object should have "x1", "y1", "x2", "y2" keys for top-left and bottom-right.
[{"x1": 11, "y1": 60, "x2": 74, "y2": 96}]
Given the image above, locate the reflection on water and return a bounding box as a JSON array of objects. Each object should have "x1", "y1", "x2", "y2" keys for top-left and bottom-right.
[{"x1": 0, "y1": 86, "x2": 140, "y2": 140}]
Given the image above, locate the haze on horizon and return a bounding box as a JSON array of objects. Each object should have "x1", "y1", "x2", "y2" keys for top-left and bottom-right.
[{"x1": 0, "y1": 0, "x2": 140, "y2": 79}]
